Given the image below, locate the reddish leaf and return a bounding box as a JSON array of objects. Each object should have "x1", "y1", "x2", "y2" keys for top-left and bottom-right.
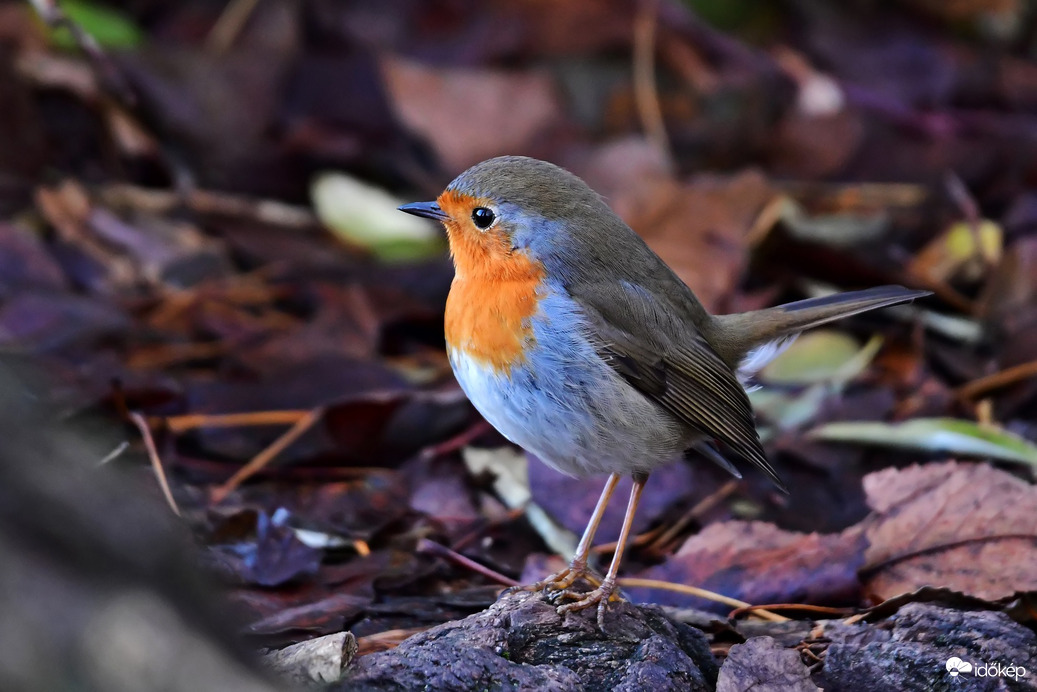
[
  {"x1": 860, "y1": 461, "x2": 1037, "y2": 602},
  {"x1": 630, "y1": 521, "x2": 866, "y2": 613}
]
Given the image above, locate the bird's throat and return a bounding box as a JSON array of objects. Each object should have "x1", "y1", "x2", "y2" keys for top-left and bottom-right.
[{"x1": 445, "y1": 260, "x2": 544, "y2": 374}]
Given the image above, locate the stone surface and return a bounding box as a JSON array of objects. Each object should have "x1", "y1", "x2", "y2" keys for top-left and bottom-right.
[
  {"x1": 339, "y1": 590, "x2": 719, "y2": 692},
  {"x1": 822, "y1": 603, "x2": 1037, "y2": 691}
]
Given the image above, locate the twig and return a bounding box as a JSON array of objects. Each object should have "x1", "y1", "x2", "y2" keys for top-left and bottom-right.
[
  {"x1": 954, "y1": 358, "x2": 1037, "y2": 400},
  {"x1": 945, "y1": 171, "x2": 990, "y2": 269},
  {"x1": 450, "y1": 506, "x2": 526, "y2": 552},
  {"x1": 127, "y1": 342, "x2": 228, "y2": 370},
  {"x1": 656, "y1": 0, "x2": 786, "y2": 78},
  {"x1": 419, "y1": 419, "x2": 492, "y2": 460},
  {"x1": 417, "y1": 539, "x2": 519, "y2": 588},
  {"x1": 161, "y1": 410, "x2": 311, "y2": 434},
  {"x1": 647, "y1": 479, "x2": 739, "y2": 553},
  {"x1": 633, "y1": 0, "x2": 672, "y2": 165},
  {"x1": 591, "y1": 480, "x2": 739, "y2": 557},
  {"x1": 26, "y1": 0, "x2": 136, "y2": 106},
  {"x1": 206, "y1": 0, "x2": 263, "y2": 54},
  {"x1": 728, "y1": 603, "x2": 853, "y2": 619},
  {"x1": 616, "y1": 577, "x2": 789, "y2": 621},
  {"x1": 902, "y1": 271, "x2": 976, "y2": 316},
  {"x1": 975, "y1": 398, "x2": 995, "y2": 427},
  {"x1": 945, "y1": 172, "x2": 981, "y2": 227},
  {"x1": 127, "y1": 412, "x2": 181, "y2": 516},
  {"x1": 211, "y1": 406, "x2": 325, "y2": 503},
  {"x1": 100, "y1": 184, "x2": 318, "y2": 229},
  {"x1": 591, "y1": 522, "x2": 666, "y2": 556},
  {"x1": 97, "y1": 440, "x2": 129, "y2": 466}
]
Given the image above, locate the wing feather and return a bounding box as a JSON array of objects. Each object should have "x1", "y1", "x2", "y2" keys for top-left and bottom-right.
[{"x1": 574, "y1": 286, "x2": 788, "y2": 492}]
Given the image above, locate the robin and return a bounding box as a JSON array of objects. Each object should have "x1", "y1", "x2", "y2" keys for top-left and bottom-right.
[{"x1": 400, "y1": 156, "x2": 929, "y2": 625}]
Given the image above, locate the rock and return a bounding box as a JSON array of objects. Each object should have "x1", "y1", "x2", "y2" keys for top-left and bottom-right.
[
  {"x1": 339, "y1": 590, "x2": 719, "y2": 692},
  {"x1": 822, "y1": 603, "x2": 1037, "y2": 691},
  {"x1": 264, "y1": 631, "x2": 358, "y2": 687}
]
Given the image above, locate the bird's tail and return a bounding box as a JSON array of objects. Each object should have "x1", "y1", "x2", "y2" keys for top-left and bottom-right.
[{"x1": 709, "y1": 285, "x2": 931, "y2": 372}]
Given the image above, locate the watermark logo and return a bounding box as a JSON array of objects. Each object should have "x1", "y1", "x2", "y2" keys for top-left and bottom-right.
[{"x1": 945, "y1": 657, "x2": 1027, "y2": 682}]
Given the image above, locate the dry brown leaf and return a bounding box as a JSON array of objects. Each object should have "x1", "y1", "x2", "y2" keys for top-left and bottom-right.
[
  {"x1": 861, "y1": 461, "x2": 1037, "y2": 602},
  {"x1": 631, "y1": 520, "x2": 866, "y2": 610},
  {"x1": 610, "y1": 170, "x2": 776, "y2": 311},
  {"x1": 768, "y1": 109, "x2": 864, "y2": 179},
  {"x1": 977, "y1": 236, "x2": 1037, "y2": 331},
  {"x1": 380, "y1": 56, "x2": 563, "y2": 173}
]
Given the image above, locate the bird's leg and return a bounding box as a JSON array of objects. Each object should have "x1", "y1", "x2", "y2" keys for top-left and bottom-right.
[
  {"x1": 557, "y1": 473, "x2": 646, "y2": 628},
  {"x1": 506, "y1": 472, "x2": 620, "y2": 595}
]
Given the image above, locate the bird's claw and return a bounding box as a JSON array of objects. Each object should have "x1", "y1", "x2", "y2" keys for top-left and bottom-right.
[
  {"x1": 503, "y1": 563, "x2": 621, "y2": 626},
  {"x1": 504, "y1": 563, "x2": 595, "y2": 598},
  {"x1": 555, "y1": 578, "x2": 619, "y2": 628}
]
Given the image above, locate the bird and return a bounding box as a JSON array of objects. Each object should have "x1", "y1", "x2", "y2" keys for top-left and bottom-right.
[{"x1": 399, "y1": 155, "x2": 929, "y2": 625}]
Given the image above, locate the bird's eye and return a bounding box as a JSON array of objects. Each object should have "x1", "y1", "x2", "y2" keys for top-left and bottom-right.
[{"x1": 471, "y1": 207, "x2": 495, "y2": 230}]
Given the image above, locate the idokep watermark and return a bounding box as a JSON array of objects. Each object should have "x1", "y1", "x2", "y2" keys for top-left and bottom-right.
[{"x1": 946, "y1": 656, "x2": 1028, "y2": 682}]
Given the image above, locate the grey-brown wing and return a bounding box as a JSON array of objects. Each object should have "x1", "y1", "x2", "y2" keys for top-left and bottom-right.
[{"x1": 574, "y1": 288, "x2": 788, "y2": 493}]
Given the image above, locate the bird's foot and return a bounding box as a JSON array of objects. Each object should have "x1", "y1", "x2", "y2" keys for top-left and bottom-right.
[
  {"x1": 555, "y1": 577, "x2": 620, "y2": 629},
  {"x1": 503, "y1": 562, "x2": 596, "y2": 598}
]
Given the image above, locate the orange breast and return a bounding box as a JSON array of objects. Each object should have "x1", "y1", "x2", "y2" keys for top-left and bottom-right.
[{"x1": 439, "y1": 190, "x2": 546, "y2": 374}]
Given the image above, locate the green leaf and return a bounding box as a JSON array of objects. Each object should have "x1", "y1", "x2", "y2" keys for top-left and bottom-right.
[
  {"x1": 808, "y1": 418, "x2": 1037, "y2": 468},
  {"x1": 749, "y1": 385, "x2": 830, "y2": 432},
  {"x1": 761, "y1": 331, "x2": 882, "y2": 385},
  {"x1": 311, "y1": 172, "x2": 446, "y2": 263},
  {"x1": 47, "y1": 0, "x2": 145, "y2": 50}
]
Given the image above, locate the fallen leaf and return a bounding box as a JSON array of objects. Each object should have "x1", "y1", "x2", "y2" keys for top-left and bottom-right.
[
  {"x1": 235, "y1": 474, "x2": 412, "y2": 542},
  {"x1": 311, "y1": 172, "x2": 445, "y2": 262},
  {"x1": 750, "y1": 385, "x2": 831, "y2": 433},
  {"x1": 768, "y1": 109, "x2": 865, "y2": 180},
  {"x1": 776, "y1": 199, "x2": 889, "y2": 248},
  {"x1": 760, "y1": 331, "x2": 882, "y2": 385},
  {"x1": 86, "y1": 209, "x2": 231, "y2": 289},
  {"x1": 717, "y1": 636, "x2": 820, "y2": 692},
  {"x1": 909, "y1": 219, "x2": 1002, "y2": 285},
  {"x1": 207, "y1": 509, "x2": 322, "y2": 587},
  {"x1": 246, "y1": 592, "x2": 370, "y2": 637},
  {"x1": 406, "y1": 456, "x2": 481, "y2": 536},
  {"x1": 609, "y1": 170, "x2": 776, "y2": 311},
  {"x1": 0, "y1": 290, "x2": 130, "y2": 353},
  {"x1": 380, "y1": 56, "x2": 563, "y2": 172},
  {"x1": 860, "y1": 461, "x2": 1037, "y2": 602},
  {"x1": 628, "y1": 521, "x2": 866, "y2": 613},
  {"x1": 46, "y1": 0, "x2": 145, "y2": 50},
  {"x1": 808, "y1": 418, "x2": 1037, "y2": 469},
  {"x1": 0, "y1": 222, "x2": 68, "y2": 291},
  {"x1": 977, "y1": 236, "x2": 1037, "y2": 333}
]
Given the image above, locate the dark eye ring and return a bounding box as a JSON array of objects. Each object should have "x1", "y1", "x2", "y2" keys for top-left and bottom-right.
[{"x1": 471, "y1": 207, "x2": 495, "y2": 229}]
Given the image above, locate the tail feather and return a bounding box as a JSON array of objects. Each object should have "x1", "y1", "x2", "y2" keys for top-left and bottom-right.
[{"x1": 709, "y1": 285, "x2": 931, "y2": 369}]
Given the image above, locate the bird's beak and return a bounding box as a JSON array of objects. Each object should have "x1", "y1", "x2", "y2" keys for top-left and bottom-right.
[{"x1": 398, "y1": 201, "x2": 448, "y2": 221}]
